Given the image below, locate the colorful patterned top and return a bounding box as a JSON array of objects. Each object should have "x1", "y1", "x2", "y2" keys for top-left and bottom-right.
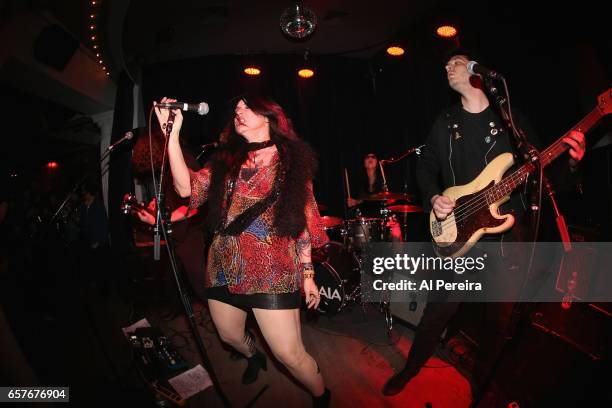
[{"x1": 188, "y1": 147, "x2": 329, "y2": 295}]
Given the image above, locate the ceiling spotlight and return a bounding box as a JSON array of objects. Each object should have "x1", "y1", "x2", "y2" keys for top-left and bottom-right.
[
  {"x1": 244, "y1": 66, "x2": 261, "y2": 76},
  {"x1": 298, "y1": 68, "x2": 314, "y2": 78},
  {"x1": 386, "y1": 46, "x2": 405, "y2": 56},
  {"x1": 436, "y1": 25, "x2": 458, "y2": 38},
  {"x1": 280, "y1": 3, "x2": 317, "y2": 39}
]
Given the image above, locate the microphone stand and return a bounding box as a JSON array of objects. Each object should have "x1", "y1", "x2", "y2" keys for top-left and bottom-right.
[
  {"x1": 196, "y1": 143, "x2": 217, "y2": 161},
  {"x1": 49, "y1": 139, "x2": 132, "y2": 228},
  {"x1": 379, "y1": 145, "x2": 425, "y2": 194},
  {"x1": 471, "y1": 78, "x2": 547, "y2": 408},
  {"x1": 155, "y1": 112, "x2": 230, "y2": 407}
]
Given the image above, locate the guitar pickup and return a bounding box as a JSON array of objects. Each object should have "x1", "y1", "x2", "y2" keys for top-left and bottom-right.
[{"x1": 431, "y1": 220, "x2": 442, "y2": 237}]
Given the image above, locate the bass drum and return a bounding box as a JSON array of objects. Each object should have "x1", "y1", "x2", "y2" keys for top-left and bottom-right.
[{"x1": 311, "y1": 241, "x2": 361, "y2": 314}]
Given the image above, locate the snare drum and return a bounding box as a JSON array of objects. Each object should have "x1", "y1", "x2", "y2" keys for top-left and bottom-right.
[
  {"x1": 320, "y1": 215, "x2": 344, "y2": 242},
  {"x1": 312, "y1": 242, "x2": 361, "y2": 314},
  {"x1": 345, "y1": 217, "x2": 385, "y2": 250}
]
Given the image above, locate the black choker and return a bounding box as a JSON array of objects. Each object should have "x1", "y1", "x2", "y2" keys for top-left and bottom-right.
[{"x1": 246, "y1": 140, "x2": 275, "y2": 151}]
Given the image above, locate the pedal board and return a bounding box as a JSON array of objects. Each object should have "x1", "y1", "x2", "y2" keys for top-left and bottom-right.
[{"x1": 127, "y1": 326, "x2": 188, "y2": 406}]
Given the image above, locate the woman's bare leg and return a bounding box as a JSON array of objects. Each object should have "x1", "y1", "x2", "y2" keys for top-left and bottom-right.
[
  {"x1": 208, "y1": 299, "x2": 255, "y2": 357},
  {"x1": 252, "y1": 308, "x2": 325, "y2": 396}
]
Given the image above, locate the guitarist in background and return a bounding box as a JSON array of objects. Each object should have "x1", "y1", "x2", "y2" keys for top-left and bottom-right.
[
  {"x1": 382, "y1": 49, "x2": 586, "y2": 400},
  {"x1": 131, "y1": 129, "x2": 208, "y2": 303}
]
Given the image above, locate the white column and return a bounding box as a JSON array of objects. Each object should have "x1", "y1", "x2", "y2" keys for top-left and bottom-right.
[{"x1": 91, "y1": 110, "x2": 115, "y2": 212}]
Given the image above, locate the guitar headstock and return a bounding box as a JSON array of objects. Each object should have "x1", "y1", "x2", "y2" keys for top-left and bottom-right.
[
  {"x1": 598, "y1": 88, "x2": 612, "y2": 115},
  {"x1": 120, "y1": 193, "x2": 140, "y2": 214}
]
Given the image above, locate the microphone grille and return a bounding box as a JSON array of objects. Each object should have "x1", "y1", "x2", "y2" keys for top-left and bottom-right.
[
  {"x1": 197, "y1": 102, "x2": 210, "y2": 115},
  {"x1": 125, "y1": 131, "x2": 134, "y2": 140}
]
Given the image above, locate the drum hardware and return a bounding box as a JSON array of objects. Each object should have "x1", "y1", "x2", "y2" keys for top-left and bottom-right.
[{"x1": 362, "y1": 191, "x2": 414, "y2": 202}]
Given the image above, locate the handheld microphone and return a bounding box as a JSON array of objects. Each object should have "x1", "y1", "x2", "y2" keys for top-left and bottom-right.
[
  {"x1": 156, "y1": 101, "x2": 210, "y2": 116},
  {"x1": 467, "y1": 61, "x2": 504, "y2": 80},
  {"x1": 107, "y1": 131, "x2": 134, "y2": 151}
]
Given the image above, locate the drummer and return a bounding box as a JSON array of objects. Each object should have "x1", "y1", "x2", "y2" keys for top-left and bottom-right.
[
  {"x1": 346, "y1": 153, "x2": 401, "y2": 240},
  {"x1": 346, "y1": 153, "x2": 386, "y2": 217}
]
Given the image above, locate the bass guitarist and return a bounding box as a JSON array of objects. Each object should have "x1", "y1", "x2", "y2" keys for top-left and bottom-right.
[{"x1": 382, "y1": 49, "x2": 585, "y2": 401}]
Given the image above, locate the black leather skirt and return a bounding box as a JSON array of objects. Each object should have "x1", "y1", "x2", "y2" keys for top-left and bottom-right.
[{"x1": 206, "y1": 286, "x2": 302, "y2": 310}]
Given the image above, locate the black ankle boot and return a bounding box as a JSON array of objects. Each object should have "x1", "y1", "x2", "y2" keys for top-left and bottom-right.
[
  {"x1": 242, "y1": 350, "x2": 267, "y2": 384},
  {"x1": 312, "y1": 388, "x2": 331, "y2": 408},
  {"x1": 381, "y1": 368, "x2": 417, "y2": 396}
]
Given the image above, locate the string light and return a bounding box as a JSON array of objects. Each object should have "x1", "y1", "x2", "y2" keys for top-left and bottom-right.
[{"x1": 87, "y1": 0, "x2": 109, "y2": 76}]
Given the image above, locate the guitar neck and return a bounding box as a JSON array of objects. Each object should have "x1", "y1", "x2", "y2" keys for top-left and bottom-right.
[
  {"x1": 488, "y1": 106, "x2": 605, "y2": 200},
  {"x1": 540, "y1": 107, "x2": 604, "y2": 167}
]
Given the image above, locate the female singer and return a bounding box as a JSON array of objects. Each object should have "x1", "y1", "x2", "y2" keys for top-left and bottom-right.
[{"x1": 154, "y1": 94, "x2": 331, "y2": 406}]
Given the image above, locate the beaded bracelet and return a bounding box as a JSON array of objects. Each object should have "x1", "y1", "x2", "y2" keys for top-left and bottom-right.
[
  {"x1": 303, "y1": 271, "x2": 315, "y2": 280},
  {"x1": 300, "y1": 262, "x2": 314, "y2": 273}
]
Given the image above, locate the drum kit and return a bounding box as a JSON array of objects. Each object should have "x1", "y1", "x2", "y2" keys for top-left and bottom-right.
[{"x1": 312, "y1": 191, "x2": 425, "y2": 316}]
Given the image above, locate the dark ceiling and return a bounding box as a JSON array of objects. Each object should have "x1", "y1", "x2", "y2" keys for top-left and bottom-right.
[{"x1": 121, "y1": 0, "x2": 438, "y2": 63}]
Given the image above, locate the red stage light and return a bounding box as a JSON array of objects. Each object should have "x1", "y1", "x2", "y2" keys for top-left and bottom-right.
[{"x1": 46, "y1": 162, "x2": 59, "y2": 169}]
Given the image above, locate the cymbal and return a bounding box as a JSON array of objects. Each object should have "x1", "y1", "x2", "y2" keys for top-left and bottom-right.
[
  {"x1": 386, "y1": 204, "x2": 423, "y2": 213},
  {"x1": 320, "y1": 215, "x2": 343, "y2": 229},
  {"x1": 362, "y1": 192, "x2": 414, "y2": 201}
]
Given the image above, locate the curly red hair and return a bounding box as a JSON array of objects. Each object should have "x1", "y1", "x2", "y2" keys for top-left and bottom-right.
[{"x1": 131, "y1": 128, "x2": 165, "y2": 180}]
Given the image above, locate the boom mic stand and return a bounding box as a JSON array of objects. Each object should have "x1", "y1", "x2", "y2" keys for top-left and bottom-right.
[
  {"x1": 153, "y1": 110, "x2": 230, "y2": 407},
  {"x1": 379, "y1": 145, "x2": 425, "y2": 193},
  {"x1": 470, "y1": 77, "x2": 549, "y2": 407}
]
